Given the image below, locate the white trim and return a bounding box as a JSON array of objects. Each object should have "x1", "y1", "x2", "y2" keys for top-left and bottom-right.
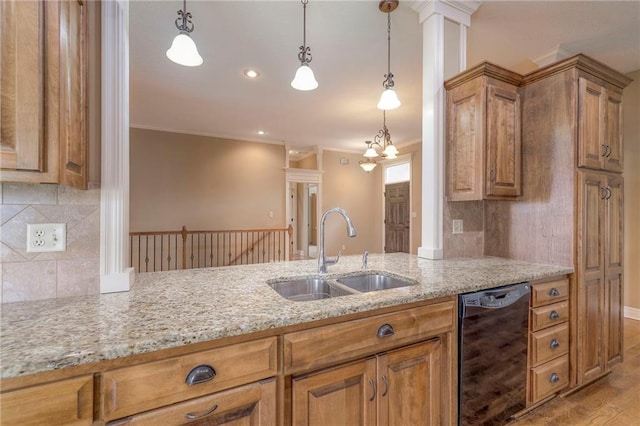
[
  {"x1": 532, "y1": 45, "x2": 574, "y2": 68},
  {"x1": 100, "y1": 0, "x2": 135, "y2": 293},
  {"x1": 411, "y1": 0, "x2": 482, "y2": 26},
  {"x1": 131, "y1": 123, "x2": 286, "y2": 147},
  {"x1": 624, "y1": 306, "x2": 640, "y2": 321}
]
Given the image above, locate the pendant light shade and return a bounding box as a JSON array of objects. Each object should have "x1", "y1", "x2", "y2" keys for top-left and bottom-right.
[
  {"x1": 292, "y1": 0, "x2": 318, "y2": 91},
  {"x1": 377, "y1": 1, "x2": 400, "y2": 110},
  {"x1": 291, "y1": 64, "x2": 318, "y2": 91},
  {"x1": 166, "y1": 0, "x2": 203, "y2": 67},
  {"x1": 377, "y1": 88, "x2": 401, "y2": 110},
  {"x1": 360, "y1": 159, "x2": 378, "y2": 172},
  {"x1": 166, "y1": 32, "x2": 203, "y2": 67}
]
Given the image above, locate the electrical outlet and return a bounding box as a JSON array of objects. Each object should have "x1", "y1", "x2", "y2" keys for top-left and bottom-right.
[
  {"x1": 27, "y1": 223, "x2": 67, "y2": 253},
  {"x1": 452, "y1": 219, "x2": 464, "y2": 235}
]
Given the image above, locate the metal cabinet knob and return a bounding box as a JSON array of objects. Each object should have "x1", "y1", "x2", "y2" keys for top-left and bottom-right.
[
  {"x1": 549, "y1": 288, "x2": 560, "y2": 297},
  {"x1": 549, "y1": 310, "x2": 560, "y2": 320},
  {"x1": 549, "y1": 339, "x2": 560, "y2": 349},
  {"x1": 549, "y1": 373, "x2": 560, "y2": 383},
  {"x1": 377, "y1": 323, "x2": 395, "y2": 338}
]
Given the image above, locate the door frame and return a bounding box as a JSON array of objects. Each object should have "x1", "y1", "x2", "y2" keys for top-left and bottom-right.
[
  {"x1": 380, "y1": 153, "x2": 413, "y2": 254},
  {"x1": 285, "y1": 168, "x2": 322, "y2": 260}
]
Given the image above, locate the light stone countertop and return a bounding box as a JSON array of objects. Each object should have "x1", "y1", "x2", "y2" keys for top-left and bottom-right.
[{"x1": 0, "y1": 254, "x2": 572, "y2": 379}]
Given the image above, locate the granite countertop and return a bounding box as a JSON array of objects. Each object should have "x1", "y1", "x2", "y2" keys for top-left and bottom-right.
[{"x1": 0, "y1": 254, "x2": 572, "y2": 379}]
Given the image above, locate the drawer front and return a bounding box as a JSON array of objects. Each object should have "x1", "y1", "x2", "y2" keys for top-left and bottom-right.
[
  {"x1": 531, "y1": 278, "x2": 569, "y2": 307},
  {"x1": 283, "y1": 301, "x2": 455, "y2": 375},
  {"x1": 0, "y1": 375, "x2": 94, "y2": 426},
  {"x1": 107, "y1": 378, "x2": 276, "y2": 426},
  {"x1": 530, "y1": 355, "x2": 569, "y2": 403},
  {"x1": 530, "y1": 301, "x2": 569, "y2": 332},
  {"x1": 102, "y1": 337, "x2": 277, "y2": 421},
  {"x1": 530, "y1": 323, "x2": 569, "y2": 366}
]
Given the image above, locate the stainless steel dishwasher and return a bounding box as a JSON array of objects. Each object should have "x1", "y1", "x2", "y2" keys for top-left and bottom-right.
[{"x1": 458, "y1": 282, "x2": 530, "y2": 426}]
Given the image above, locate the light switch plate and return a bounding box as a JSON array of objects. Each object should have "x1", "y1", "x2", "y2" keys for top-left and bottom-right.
[
  {"x1": 26, "y1": 223, "x2": 67, "y2": 252},
  {"x1": 452, "y1": 219, "x2": 464, "y2": 234}
]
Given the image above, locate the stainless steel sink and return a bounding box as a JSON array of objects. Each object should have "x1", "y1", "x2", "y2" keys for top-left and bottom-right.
[
  {"x1": 268, "y1": 278, "x2": 355, "y2": 302},
  {"x1": 336, "y1": 272, "x2": 416, "y2": 293}
]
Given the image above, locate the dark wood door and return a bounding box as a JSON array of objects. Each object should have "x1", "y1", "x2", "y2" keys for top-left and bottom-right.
[{"x1": 385, "y1": 182, "x2": 410, "y2": 253}]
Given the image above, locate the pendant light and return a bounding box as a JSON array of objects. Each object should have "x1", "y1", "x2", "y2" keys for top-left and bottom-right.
[
  {"x1": 291, "y1": 0, "x2": 318, "y2": 91},
  {"x1": 166, "y1": 0, "x2": 203, "y2": 67},
  {"x1": 359, "y1": 111, "x2": 399, "y2": 171},
  {"x1": 377, "y1": 1, "x2": 400, "y2": 110}
]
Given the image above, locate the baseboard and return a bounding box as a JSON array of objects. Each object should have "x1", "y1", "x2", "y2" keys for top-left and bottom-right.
[{"x1": 624, "y1": 306, "x2": 640, "y2": 321}]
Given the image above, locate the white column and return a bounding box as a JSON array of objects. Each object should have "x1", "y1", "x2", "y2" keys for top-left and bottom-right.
[
  {"x1": 100, "y1": 0, "x2": 135, "y2": 293},
  {"x1": 411, "y1": 1, "x2": 480, "y2": 260}
]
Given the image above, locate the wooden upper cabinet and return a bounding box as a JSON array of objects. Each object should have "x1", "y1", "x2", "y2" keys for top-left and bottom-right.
[
  {"x1": 578, "y1": 77, "x2": 624, "y2": 173},
  {"x1": 446, "y1": 62, "x2": 522, "y2": 201},
  {"x1": 0, "y1": 0, "x2": 88, "y2": 189}
]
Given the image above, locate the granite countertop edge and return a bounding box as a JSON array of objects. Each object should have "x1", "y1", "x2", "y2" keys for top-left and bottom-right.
[{"x1": 0, "y1": 254, "x2": 573, "y2": 379}]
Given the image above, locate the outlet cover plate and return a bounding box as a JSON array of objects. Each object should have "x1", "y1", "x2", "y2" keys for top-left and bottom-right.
[
  {"x1": 27, "y1": 223, "x2": 67, "y2": 253},
  {"x1": 452, "y1": 219, "x2": 464, "y2": 235}
]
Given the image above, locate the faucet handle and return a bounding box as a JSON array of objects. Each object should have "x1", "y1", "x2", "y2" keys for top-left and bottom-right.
[{"x1": 335, "y1": 250, "x2": 342, "y2": 264}]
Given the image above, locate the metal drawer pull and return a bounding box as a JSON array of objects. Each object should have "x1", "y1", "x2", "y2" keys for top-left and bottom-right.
[
  {"x1": 381, "y1": 375, "x2": 389, "y2": 397},
  {"x1": 185, "y1": 404, "x2": 218, "y2": 420},
  {"x1": 185, "y1": 365, "x2": 216, "y2": 386},
  {"x1": 369, "y1": 379, "x2": 377, "y2": 401},
  {"x1": 549, "y1": 373, "x2": 560, "y2": 383},
  {"x1": 549, "y1": 310, "x2": 560, "y2": 320},
  {"x1": 549, "y1": 339, "x2": 560, "y2": 349},
  {"x1": 377, "y1": 323, "x2": 395, "y2": 338},
  {"x1": 549, "y1": 288, "x2": 560, "y2": 297}
]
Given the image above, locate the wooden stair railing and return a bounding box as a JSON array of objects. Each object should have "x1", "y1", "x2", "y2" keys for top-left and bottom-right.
[{"x1": 130, "y1": 225, "x2": 294, "y2": 273}]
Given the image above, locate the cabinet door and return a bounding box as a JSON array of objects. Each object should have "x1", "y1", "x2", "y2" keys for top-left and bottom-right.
[
  {"x1": 604, "y1": 175, "x2": 623, "y2": 368},
  {"x1": 486, "y1": 86, "x2": 521, "y2": 197},
  {"x1": 578, "y1": 78, "x2": 606, "y2": 170},
  {"x1": 447, "y1": 78, "x2": 484, "y2": 201},
  {"x1": 292, "y1": 358, "x2": 377, "y2": 426},
  {"x1": 603, "y1": 90, "x2": 623, "y2": 172},
  {"x1": 109, "y1": 378, "x2": 276, "y2": 426},
  {"x1": 577, "y1": 171, "x2": 605, "y2": 383},
  {"x1": 378, "y1": 338, "x2": 442, "y2": 426}
]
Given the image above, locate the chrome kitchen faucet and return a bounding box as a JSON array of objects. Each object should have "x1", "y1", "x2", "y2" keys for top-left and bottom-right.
[{"x1": 318, "y1": 207, "x2": 357, "y2": 273}]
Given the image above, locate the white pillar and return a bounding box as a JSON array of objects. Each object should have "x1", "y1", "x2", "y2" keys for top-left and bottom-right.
[
  {"x1": 100, "y1": 0, "x2": 135, "y2": 292},
  {"x1": 411, "y1": 0, "x2": 480, "y2": 259}
]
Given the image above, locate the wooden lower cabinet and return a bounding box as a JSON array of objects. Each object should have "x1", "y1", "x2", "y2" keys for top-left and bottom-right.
[
  {"x1": 292, "y1": 338, "x2": 443, "y2": 426},
  {"x1": 108, "y1": 378, "x2": 276, "y2": 426},
  {"x1": 0, "y1": 374, "x2": 94, "y2": 426}
]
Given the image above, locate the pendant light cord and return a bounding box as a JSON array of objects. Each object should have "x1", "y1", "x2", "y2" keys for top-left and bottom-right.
[
  {"x1": 297, "y1": 0, "x2": 312, "y2": 65},
  {"x1": 387, "y1": 12, "x2": 391, "y2": 78}
]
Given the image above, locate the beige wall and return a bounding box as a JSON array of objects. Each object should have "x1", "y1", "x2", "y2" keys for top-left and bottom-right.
[
  {"x1": 624, "y1": 69, "x2": 640, "y2": 312},
  {"x1": 130, "y1": 128, "x2": 286, "y2": 231},
  {"x1": 0, "y1": 3, "x2": 102, "y2": 304}
]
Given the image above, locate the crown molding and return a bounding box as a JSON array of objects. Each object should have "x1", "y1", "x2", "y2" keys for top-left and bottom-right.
[{"x1": 410, "y1": 0, "x2": 482, "y2": 26}]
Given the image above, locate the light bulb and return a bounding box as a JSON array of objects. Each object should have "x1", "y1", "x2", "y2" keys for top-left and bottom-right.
[
  {"x1": 291, "y1": 64, "x2": 318, "y2": 91},
  {"x1": 377, "y1": 88, "x2": 401, "y2": 110},
  {"x1": 166, "y1": 33, "x2": 203, "y2": 67}
]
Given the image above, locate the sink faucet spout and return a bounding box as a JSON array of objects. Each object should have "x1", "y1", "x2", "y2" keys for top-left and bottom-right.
[{"x1": 318, "y1": 207, "x2": 357, "y2": 273}]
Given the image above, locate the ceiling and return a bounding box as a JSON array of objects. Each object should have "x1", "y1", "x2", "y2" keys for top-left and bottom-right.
[{"x1": 129, "y1": 1, "x2": 640, "y2": 155}]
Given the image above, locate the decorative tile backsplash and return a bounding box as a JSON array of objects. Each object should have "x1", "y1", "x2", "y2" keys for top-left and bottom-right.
[{"x1": 0, "y1": 183, "x2": 101, "y2": 303}]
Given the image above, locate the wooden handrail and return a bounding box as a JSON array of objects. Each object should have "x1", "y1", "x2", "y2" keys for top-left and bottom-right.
[{"x1": 129, "y1": 225, "x2": 294, "y2": 272}]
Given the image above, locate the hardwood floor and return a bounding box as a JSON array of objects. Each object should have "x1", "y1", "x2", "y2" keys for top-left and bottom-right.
[{"x1": 511, "y1": 318, "x2": 640, "y2": 425}]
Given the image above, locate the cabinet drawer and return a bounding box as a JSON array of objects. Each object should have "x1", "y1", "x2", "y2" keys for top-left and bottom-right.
[
  {"x1": 283, "y1": 301, "x2": 455, "y2": 375},
  {"x1": 530, "y1": 355, "x2": 569, "y2": 403},
  {"x1": 530, "y1": 301, "x2": 569, "y2": 332},
  {"x1": 102, "y1": 337, "x2": 277, "y2": 421},
  {"x1": 108, "y1": 378, "x2": 276, "y2": 426},
  {"x1": 0, "y1": 375, "x2": 93, "y2": 426},
  {"x1": 530, "y1": 323, "x2": 569, "y2": 366},
  {"x1": 531, "y1": 278, "x2": 569, "y2": 307}
]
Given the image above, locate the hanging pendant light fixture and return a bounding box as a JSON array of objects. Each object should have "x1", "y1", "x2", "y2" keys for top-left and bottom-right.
[
  {"x1": 291, "y1": 0, "x2": 318, "y2": 91},
  {"x1": 377, "y1": 1, "x2": 400, "y2": 110},
  {"x1": 166, "y1": 0, "x2": 203, "y2": 67},
  {"x1": 359, "y1": 111, "x2": 399, "y2": 171}
]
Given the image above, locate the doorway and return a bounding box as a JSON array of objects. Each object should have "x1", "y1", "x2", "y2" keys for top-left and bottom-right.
[
  {"x1": 383, "y1": 161, "x2": 411, "y2": 253},
  {"x1": 285, "y1": 168, "x2": 322, "y2": 260}
]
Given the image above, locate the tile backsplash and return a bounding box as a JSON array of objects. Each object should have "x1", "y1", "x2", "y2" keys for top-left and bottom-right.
[{"x1": 1, "y1": 183, "x2": 101, "y2": 303}]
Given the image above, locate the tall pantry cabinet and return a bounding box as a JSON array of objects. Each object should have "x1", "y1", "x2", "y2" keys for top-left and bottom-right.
[{"x1": 488, "y1": 55, "x2": 631, "y2": 388}]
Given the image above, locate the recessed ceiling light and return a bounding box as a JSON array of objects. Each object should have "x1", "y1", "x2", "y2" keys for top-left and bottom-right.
[
  {"x1": 257, "y1": 130, "x2": 265, "y2": 135},
  {"x1": 244, "y1": 69, "x2": 260, "y2": 79}
]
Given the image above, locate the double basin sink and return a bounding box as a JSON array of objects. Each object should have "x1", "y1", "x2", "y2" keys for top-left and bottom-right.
[{"x1": 268, "y1": 272, "x2": 417, "y2": 302}]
